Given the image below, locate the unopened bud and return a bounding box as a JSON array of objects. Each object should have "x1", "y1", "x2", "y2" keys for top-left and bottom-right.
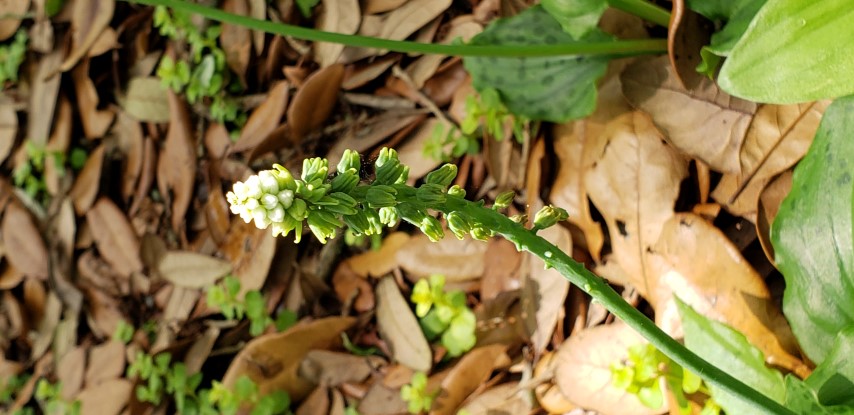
[
  {"x1": 301, "y1": 157, "x2": 329, "y2": 183},
  {"x1": 331, "y1": 172, "x2": 359, "y2": 193},
  {"x1": 375, "y1": 147, "x2": 399, "y2": 168},
  {"x1": 366, "y1": 186, "x2": 398, "y2": 208},
  {"x1": 447, "y1": 185, "x2": 466, "y2": 198},
  {"x1": 419, "y1": 216, "x2": 444, "y2": 242},
  {"x1": 379, "y1": 207, "x2": 400, "y2": 227},
  {"x1": 446, "y1": 211, "x2": 472, "y2": 240},
  {"x1": 533, "y1": 205, "x2": 568, "y2": 231},
  {"x1": 493, "y1": 190, "x2": 515, "y2": 210},
  {"x1": 416, "y1": 183, "x2": 446, "y2": 206},
  {"x1": 258, "y1": 170, "x2": 279, "y2": 194},
  {"x1": 338, "y1": 149, "x2": 361, "y2": 174},
  {"x1": 271, "y1": 164, "x2": 297, "y2": 191},
  {"x1": 425, "y1": 164, "x2": 457, "y2": 188}
]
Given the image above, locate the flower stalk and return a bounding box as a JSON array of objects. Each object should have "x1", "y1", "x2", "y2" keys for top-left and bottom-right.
[{"x1": 227, "y1": 149, "x2": 794, "y2": 415}]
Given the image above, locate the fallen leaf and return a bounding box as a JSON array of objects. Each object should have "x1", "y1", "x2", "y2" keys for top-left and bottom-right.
[
  {"x1": 364, "y1": 0, "x2": 406, "y2": 14},
  {"x1": 667, "y1": 2, "x2": 710, "y2": 89},
  {"x1": 375, "y1": 276, "x2": 432, "y2": 372},
  {"x1": 221, "y1": 221, "x2": 277, "y2": 295},
  {"x1": 479, "y1": 239, "x2": 522, "y2": 301},
  {"x1": 157, "y1": 251, "x2": 232, "y2": 288},
  {"x1": 84, "y1": 340, "x2": 125, "y2": 385},
  {"x1": 27, "y1": 50, "x2": 62, "y2": 147},
  {"x1": 75, "y1": 378, "x2": 132, "y2": 415},
  {"x1": 379, "y1": 0, "x2": 452, "y2": 44},
  {"x1": 314, "y1": 0, "x2": 360, "y2": 67},
  {"x1": 112, "y1": 111, "x2": 144, "y2": 202},
  {"x1": 342, "y1": 57, "x2": 397, "y2": 90},
  {"x1": 60, "y1": 0, "x2": 114, "y2": 71},
  {"x1": 86, "y1": 198, "x2": 143, "y2": 278},
  {"x1": 430, "y1": 344, "x2": 509, "y2": 415},
  {"x1": 326, "y1": 111, "x2": 422, "y2": 170},
  {"x1": 119, "y1": 77, "x2": 171, "y2": 123},
  {"x1": 87, "y1": 27, "x2": 118, "y2": 57},
  {"x1": 221, "y1": 317, "x2": 356, "y2": 401},
  {"x1": 756, "y1": 171, "x2": 792, "y2": 264},
  {"x1": 68, "y1": 144, "x2": 105, "y2": 215},
  {"x1": 2, "y1": 202, "x2": 49, "y2": 279},
  {"x1": 0, "y1": 0, "x2": 30, "y2": 40},
  {"x1": 460, "y1": 381, "x2": 533, "y2": 415},
  {"x1": 220, "y1": 0, "x2": 251, "y2": 81},
  {"x1": 358, "y1": 381, "x2": 409, "y2": 415},
  {"x1": 0, "y1": 103, "x2": 15, "y2": 164},
  {"x1": 332, "y1": 262, "x2": 375, "y2": 312},
  {"x1": 407, "y1": 19, "x2": 482, "y2": 88},
  {"x1": 522, "y1": 225, "x2": 572, "y2": 354},
  {"x1": 296, "y1": 386, "x2": 330, "y2": 415},
  {"x1": 232, "y1": 81, "x2": 289, "y2": 153},
  {"x1": 57, "y1": 346, "x2": 86, "y2": 399},
  {"x1": 584, "y1": 111, "x2": 688, "y2": 296},
  {"x1": 650, "y1": 213, "x2": 807, "y2": 377},
  {"x1": 288, "y1": 63, "x2": 344, "y2": 141},
  {"x1": 156, "y1": 90, "x2": 196, "y2": 231},
  {"x1": 346, "y1": 232, "x2": 410, "y2": 278},
  {"x1": 554, "y1": 322, "x2": 665, "y2": 415},
  {"x1": 298, "y1": 350, "x2": 386, "y2": 386},
  {"x1": 389, "y1": 118, "x2": 445, "y2": 181},
  {"x1": 396, "y1": 232, "x2": 488, "y2": 282},
  {"x1": 621, "y1": 56, "x2": 757, "y2": 173}
]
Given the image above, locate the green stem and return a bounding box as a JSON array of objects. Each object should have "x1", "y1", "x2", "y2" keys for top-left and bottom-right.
[
  {"x1": 608, "y1": 0, "x2": 672, "y2": 27},
  {"x1": 121, "y1": 0, "x2": 667, "y2": 58},
  {"x1": 439, "y1": 196, "x2": 795, "y2": 415}
]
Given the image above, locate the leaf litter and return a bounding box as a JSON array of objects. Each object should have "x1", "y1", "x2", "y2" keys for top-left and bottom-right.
[{"x1": 0, "y1": 1, "x2": 823, "y2": 414}]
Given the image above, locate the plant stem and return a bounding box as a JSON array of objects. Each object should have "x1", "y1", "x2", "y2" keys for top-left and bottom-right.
[
  {"x1": 120, "y1": 0, "x2": 667, "y2": 58},
  {"x1": 608, "y1": 0, "x2": 672, "y2": 27},
  {"x1": 440, "y1": 196, "x2": 795, "y2": 415}
]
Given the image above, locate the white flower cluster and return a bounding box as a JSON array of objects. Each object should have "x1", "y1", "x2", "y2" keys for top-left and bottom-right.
[{"x1": 227, "y1": 165, "x2": 304, "y2": 239}]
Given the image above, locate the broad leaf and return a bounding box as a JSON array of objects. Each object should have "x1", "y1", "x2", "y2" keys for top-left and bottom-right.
[
  {"x1": 804, "y1": 327, "x2": 854, "y2": 407},
  {"x1": 718, "y1": 0, "x2": 854, "y2": 103},
  {"x1": 676, "y1": 298, "x2": 785, "y2": 414},
  {"x1": 772, "y1": 96, "x2": 854, "y2": 363},
  {"x1": 785, "y1": 376, "x2": 854, "y2": 415},
  {"x1": 686, "y1": 0, "x2": 766, "y2": 66},
  {"x1": 541, "y1": 0, "x2": 607, "y2": 40},
  {"x1": 463, "y1": 5, "x2": 610, "y2": 122}
]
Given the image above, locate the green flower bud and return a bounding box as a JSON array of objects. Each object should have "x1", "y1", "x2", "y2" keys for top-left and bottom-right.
[
  {"x1": 447, "y1": 185, "x2": 466, "y2": 198},
  {"x1": 307, "y1": 209, "x2": 341, "y2": 243},
  {"x1": 379, "y1": 207, "x2": 400, "y2": 227},
  {"x1": 364, "y1": 208, "x2": 384, "y2": 235},
  {"x1": 419, "y1": 216, "x2": 444, "y2": 242},
  {"x1": 425, "y1": 164, "x2": 457, "y2": 188},
  {"x1": 258, "y1": 170, "x2": 280, "y2": 194},
  {"x1": 271, "y1": 164, "x2": 297, "y2": 191},
  {"x1": 301, "y1": 157, "x2": 329, "y2": 183},
  {"x1": 253, "y1": 209, "x2": 271, "y2": 229},
  {"x1": 261, "y1": 194, "x2": 279, "y2": 210},
  {"x1": 395, "y1": 165, "x2": 410, "y2": 184},
  {"x1": 338, "y1": 149, "x2": 361, "y2": 174},
  {"x1": 287, "y1": 198, "x2": 307, "y2": 221},
  {"x1": 296, "y1": 180, "x2": 329, "y2": 203},
  {"x1": 470, "y1": 225, "x2": 493, "y2": 241},
  {"x1": 446, "y1": 211, "x2": 473, "y2": 240},
  {"x1": 331, "y1": 172, "x2": 359, "y2": 194},
  {"x1": 366, "y1": 185, "x2": 398, "y2": 208},
  {"x1": 374, "y1": 158, "x2": 407, "y2": 185},
  {"x1": 533, "y1": 205, "x2": 569, "y2": 231},
  {"x1": 375, "y1": 147, "x2": 399, "y2": 168},
  {"x1": 343, "y1": 211, "x2": 370, "y2": 235},
  {"x1": 508, "y1": 214, "x2": 527, "y2": 224},
  {"x1": 493, "y1": 190, "x2": 515, "y2": 210},
  {"x1": 277, "y1": 189, "x2": 295, "y2": 208},
  {"x1": 416, "y1": 183, "x2": 446, "y2": 206},
  {"x1": 396, "y1": 202, "x2": 427, "y2": 225}
]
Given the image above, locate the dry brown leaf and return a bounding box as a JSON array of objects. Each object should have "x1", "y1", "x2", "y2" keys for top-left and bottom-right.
[
  {"x1": 204, "y1": 175, "x2": 231, "y2": 245},
  {"x1": 346, "y1": 231, "x2": 410, "y2": 278},
  {"x1": 342, "y1": 57, "x2": 397, "y2": 90},
  {"x1": 87, "y1": 27, "x2": 118, "y2": 57},
  {"x1": 622, "y1": 56, "x2": 757, "y2": 173},
  {"x1": 184, "y1": 325, "x2": 220, "y2": 374},
  {"x1": 75, "y1": 378, "x2": 132, "y2": 415},
  {"x1": 0, "y1": 103, "x2": 15, "y2": 164},
  {"x1": 376, "y1": 276, "x2": 432, "y2": 372},
  {"x1": 296, "y1": 386, "x2": 330, "y2": 415},
  {"x1": 332, "y1": 262, "x2": 375, "y2": 312},
  {"x1": 232, "y1": 81, "x2": 289, "y2": 153},
  {"x1": 364, "y1": 0, "x2": 406, "y2": 14},
  {"x1": 68, "y1": 144, "x2": 105, "y2": 215},
  {"x1": 358, "y1": 381, "x2": 409, "y2": 415},
  {"x1": 666, "y1": 3, "x2": 709, "y2": 90},
  {"x1": 396, "y1": 232, "x2": 488, "y2": 282},
  {"x1": 57, "y1": 346, "x2": 86, "y2": 399},
  {"x1": 288, "y1": 63, "x2": 344, "y2": 141},
  {"x1": 430, "y1": 344, "x2": 509, "y2": 415},
  {"x1": 60, "y1": 0, "x2": 114, "y2": 71},
  {"x1": 522, "y1": 225, "x2": 572, "y2": 354},
  {"x1": 43, "y1": 97, "x2": 73, "y2": 196},
  {"x1": 649, "y1": 213, "x2": 807, "y2": 376},
  {"x1": 221, "y1": 0, "x2": 251, "y2": 81},
  {"x1": 156, "y1": 91, "x2": 196, "y2": 231},
  {"x1": 0, "y1": 0, "x2": 29, "y2": 40},
  {"x1": 406, "y1": 19, "x2": 482, "y2": 88},
  {"x1": 2, "y1": 202, "x2": 48, "y2": 279},
  {"x1": 711, "y1": 100, "x2": 829, "y2": 218},
  {"x1": 158, "y1": 251, "x2": 232, "y2": 288},
  {"x1": 27, "y1": 50, "x2": 62, "y2": 147},
  {"x1": 299, "y1": 350, "x2": 385, "y2": 386},
  {"x1": 221, "y1": 316, "x2": 356, "y2": 401},
  {"x1": 120, "y1": 77, "x2": 171, "y2": 123},
  {"x1": 460, "y1": 381, "x2": 533, "y2": 415},
  {"x1": 379, "y1": 0, "x2": 452, "y2": 43},
  {"x1": 585, "y1": 111, "x2": 688, "y2": 296},
  {"x1": 757, "y1": 171, "x2": 792, "y2": 264},
  {"x1": 85, "y1": 340, "x2": 125, "y2": 385},
  {"x1": 113, "y1": 111, "x2": 144, "y2": 202},
  {"x1": 554, "y1": 322, "x2": 665, "y2": 415},
  {"x1": 396, "y1": 119, "x2": 446, "y2": 182},
  {"x1": 326, "y1": 111, "x2": 422, "y2": 169},
  {"x1": 221, "y1": 221, "x2": 277, "y2": 295},
  {"x1": 315, "y1": 0, "x2": 360, "y2": 67},
  {"x1": 480, "y1": 239, "x2": 522, "y2": 301},
  {"x1": 0, "y1": 263, "x2": 24, "y2": 290},
  {"x1": 71, "y1": 59, "x2": 115, "y2": 138},
  {"x1": 86, "y1": 198, "x2": 143, "y2": 278}
]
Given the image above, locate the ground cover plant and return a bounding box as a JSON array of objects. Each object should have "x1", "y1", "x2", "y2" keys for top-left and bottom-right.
[{"x1": 0, "y1": 0, "x2": 852, "y2": 414}]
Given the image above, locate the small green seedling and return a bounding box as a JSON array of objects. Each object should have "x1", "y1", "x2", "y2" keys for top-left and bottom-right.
[
  {"x1": 209, "y1": 376, "x2": 291, "y2": 415},
  {"x1": 34, "y1": 379, "x2": 81, "y2": 415},
  {"x1": 400, "y1": 372, "x2": 435, "y2": 414},
  {"x1": 0, "y1": 30, "x2": 28, "y2": 86},
  {"x1": 207, "y1": 275, "x2": 294, "y2": 336},
  {"x1": 461, "y1": 89, "x2": 529, "y2": 144},
  {"x1": 113, "y1": 320, "x2": 135, "y2": 344},
  {"x1": 423, "y1": 122, "x2": 480, "y2": 162},
  {"x1": 411, "y1": 274, "x2": 477, "y2": 357}
]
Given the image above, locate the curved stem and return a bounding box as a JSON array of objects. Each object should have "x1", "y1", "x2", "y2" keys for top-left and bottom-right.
[
  {"x1": 439, "y1": 196, "x2": 795, "y2": 415},
  {"x1": 120, "y1": 0, "x2": 667, "y2": 58},
  {"x1": 608, "y1": 0, "x2": 672, "y2": 27}
]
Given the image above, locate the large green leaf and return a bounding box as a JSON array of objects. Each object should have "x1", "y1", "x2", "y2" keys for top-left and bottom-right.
[
  {"x1": 687, "y1": 0, "x2": 766, "y2": 55},
  {"x1": 463, "y1": 5, "x2": 609, "y2": 122},
  {"x1": 785, "y1": 376, "x2": 854, "y2": 414},
  {"x1": 771, "y1": 96, "x2": 854, "y2": 363},
  {"x1": 805, "y1": 327, "x2": 854, "y2": 406},
  {"x1": 718, "y1": 0, "x2": 854, "y2": 103},
  {"x1": 541, "y1": 0, "x2": 607, "y2": 40},
  {"x1": 676, "y1": 298, "x2": 785, "y2": 414}
]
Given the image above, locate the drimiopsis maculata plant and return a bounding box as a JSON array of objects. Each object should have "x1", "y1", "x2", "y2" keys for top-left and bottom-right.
[
  {"x1": 227, "y1": 148, "x2": 569, "y2": 245},
  {"x1": 225, "y1": 148, "x2": 794, "y2": 415}
]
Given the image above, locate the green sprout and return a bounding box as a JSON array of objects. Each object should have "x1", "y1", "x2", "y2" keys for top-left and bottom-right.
[
  {"x1": 34, "y1": 379, "x2": 81, "y2": 415},
  {"x1": 400, "y1": 372, "x2": 435, "y2": 414},
  {"x1": 423, "y1": 122, "x2": 480, "y2": 162},
  {"x1": 0, "y1": 30, "x2": 28, "y2": 86},
  {"x1": 411, "y1": 274, "x2": 477, "y2": 357},
  {"x1": 113, "y1": 320, "x2": 135, "y2": 344},
  {"x1": 461, "y1": 89, "x2": 530, "y2": 143},
  {"x1": 206, "y1": 275, "x2": 293, "y2": 336}
]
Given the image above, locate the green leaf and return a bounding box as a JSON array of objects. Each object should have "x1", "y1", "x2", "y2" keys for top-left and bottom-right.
[
  {"x1": 784, "y1": 376, "x2": 854, "y2": 414},
  {"x1": 295, "y1": 0, "x2": 320, "y2": 17},
  {"x1": 676, "y1": 298, "x2": 785, "y2": 414},
  {"x1": 685, "y1": 0, "x2": 766, "y2": 76},
  {"x1": 771, "y1": 96, "x2": 854, "y2": 363},
  {"x1": 804, "y1": 327, "x2": 854, "y2": 406},
  {"x1": 717, "y1": 0, "x2": 854, "y2": 103},
  {"x1": 541, "y1": 0, "x2": 607, "y2": 40},
  {"x1": 463, "y1": 5, "x2": 610, "y2": 122}
]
